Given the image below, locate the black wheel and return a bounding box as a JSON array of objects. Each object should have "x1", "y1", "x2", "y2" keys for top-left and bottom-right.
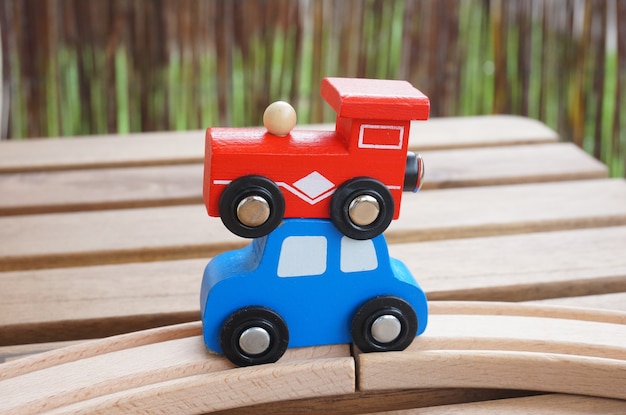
[
  {"x1": 330, "y1": 177, "x2": 394, "y2": 240},
  {"x1": 220, "y1": 306, "x2": 289, "y2": 367},
  {"x1": 218, "y1": 175, "x2": 285, "y2": 238},
  {"x1": 351, "y1": 296, "x2": 418, "y2": 353}
]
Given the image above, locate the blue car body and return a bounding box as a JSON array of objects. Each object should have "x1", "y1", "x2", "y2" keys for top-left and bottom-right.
[{"x1": 200, "y1": 218, "x2": 428, "y2": 353}]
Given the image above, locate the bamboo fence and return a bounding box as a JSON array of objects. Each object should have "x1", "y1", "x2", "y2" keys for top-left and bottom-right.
[{"x1": 0, "y1": 0, "x2": 624, "y2": 176}]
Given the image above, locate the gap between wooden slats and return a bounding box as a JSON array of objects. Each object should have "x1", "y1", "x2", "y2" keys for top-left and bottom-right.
[
  {"x1": 0, "y1": 116, "x2": 558, "y2": 173},
  {"x1": 0, "y1": 143, "x2": 606, "y2": 216}
]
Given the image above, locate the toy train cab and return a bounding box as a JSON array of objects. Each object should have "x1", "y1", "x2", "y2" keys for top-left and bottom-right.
[
  {"x1": 200, "y1": 218, "x2": 428, "y2": 367},
  {"x1": 203, "y1": 77, "x2": 430, "y2": 239}
]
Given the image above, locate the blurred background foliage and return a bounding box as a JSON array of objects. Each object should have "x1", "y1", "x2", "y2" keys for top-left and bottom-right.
[{"x1": 0, "y1": 0, "x2": 624, "y2": 176}]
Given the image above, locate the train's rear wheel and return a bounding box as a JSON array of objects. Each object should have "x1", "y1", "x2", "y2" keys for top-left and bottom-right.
[{"x1": 219, "y1": 175, "x2": 285, "y2": 238}]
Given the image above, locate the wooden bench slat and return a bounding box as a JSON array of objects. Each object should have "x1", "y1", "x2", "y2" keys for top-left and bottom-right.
[
  {"x1": 1, "y1": 179, "x2": 625, "y2": 272},
  {"x1": 0, "y1": 164, "x2": 204, "y2": 216},
  {"x1": 390, "y1": 178, "x2": 626, "y2": 242},
  {"x1": 410, "y1": 115, "x2": 559, "y2": 150},
  {"x1": 0, "y1": 143, "x2": 605, "y2": 216},
  {"x1": 532, "y1": 292, "x2": 626, "y2": 312},
  {"x1": 2, "y1": 226, "x2": 625, "y2": 345},
  {"x1": 395, "y1": 225, "x2": 626, "y2": 302},
  {"x1": 422, "y1": 142, "x2": 606, "y2": 189},
  {"x1": 0, "y1": 116, "x2": 558, "y2": 173}
]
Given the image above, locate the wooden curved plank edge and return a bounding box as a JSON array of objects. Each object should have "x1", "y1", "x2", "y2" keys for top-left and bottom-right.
[
  {"x1": 429, "y1": 301, "x2": 626, "y2": 324},
  {"x1": 368, "y1": 394, "x2": 626, "y2": 415},
  {"x1": 358, "y1": 350, "x2": 626, "y2": 400},
  {"x1": 358, "y1": 302, "x2": 626, "y2": 401},
  {"x1": 0, "y1": 340, "x2": 351, "y2": 415},
  {"x1": 1, "y1": 302, "x2": 624, "y2": 414},
  {"x1": 40, "y1": 358, "x2": 355, "y2": 415},
  {"x1": 0, "y1": 322, "x2": 202, "y2": 381}
]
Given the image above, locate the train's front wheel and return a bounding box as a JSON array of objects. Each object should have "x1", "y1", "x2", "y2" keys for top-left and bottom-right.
[{"x1": 330, "y1": 177, "x2": 394, "y2": 240}]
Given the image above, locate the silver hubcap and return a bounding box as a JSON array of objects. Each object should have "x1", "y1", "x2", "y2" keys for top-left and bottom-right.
[
  {"x1": 348, "y1": 195, "x2": 380, "y2": 226},
  {"x1": 371, "y1": 315, "x2": 401, "y2": 344},
  {"x1": 239, "y1": 327, "x2": 271, "y2": 355},
  {"x1": 237, "y1": 196, "x2": 270, "y2": 227}
]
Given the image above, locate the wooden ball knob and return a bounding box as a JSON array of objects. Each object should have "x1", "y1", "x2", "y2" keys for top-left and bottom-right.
[{"x1": 263, "y1": 101, "x2": 297, "y2": 136}]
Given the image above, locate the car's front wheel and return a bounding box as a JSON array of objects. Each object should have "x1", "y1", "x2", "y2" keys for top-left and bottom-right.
[
  {"x1": 351, "y1": 295, "x2": 418, "y2": 353},
  {"x1": 220, "y1": 306, "x2": 289, "y2": 366}
]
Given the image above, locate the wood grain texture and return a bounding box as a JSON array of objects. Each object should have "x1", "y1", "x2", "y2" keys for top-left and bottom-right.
[
  {"x1": 389, "y1": 178, "x2": 626, "y2": 242},
  {"x1": 0, "y1": 341, "x2": 85, "y2": 364},
  {"x1": 357, "y1": 303, "x2": 626, "y2": 400},
  {"x1": 1, "y1": 179, "x2": 625, "y2": 272},
  {"x1": 0, "y1": 164, "x2": 204, "y2": 215},
  {"x1": 409, "y1": 115, "x2": 559, "y2": 150},
  {"x1": 370, "y1": 394, "x2": 626, "y2": 414},
  {"x1": 1, "y1": 303, "x2": 623, "y2": 414},
  {"x1": 532, "y1": 292, "x2": 626, "y2": 312},
  {"x1": 0, "y1": 143, "x2": 604, "y2": 216},
  {"x1": 395, "y1": 226, "x2": 626, "y2": 302},
  {"x1": 0, "y1": 116, "x2": 557, "y2": 173},
  {"x1": 2, "y1": 226, "x2": 626, "y2": 346},
  {"x1": 421, "y1": 142, "x2": 606, "y2": 189},
  {"x1": 0, "y1": 325, "x2": 352, "y2": 415}
]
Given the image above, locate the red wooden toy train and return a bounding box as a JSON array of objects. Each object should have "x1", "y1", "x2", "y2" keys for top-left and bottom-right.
[{"x1": 203, "y1": 77, "x2": 430, "y2": 239}]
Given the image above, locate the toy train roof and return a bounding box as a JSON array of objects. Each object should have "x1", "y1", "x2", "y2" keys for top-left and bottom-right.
[{"x1": 321, "y1": 77, "x2": 430, "y2": 121}]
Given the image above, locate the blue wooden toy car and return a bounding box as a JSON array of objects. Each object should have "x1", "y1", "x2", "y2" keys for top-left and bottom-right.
[{"x1": 200, "y1": 218, "x2": 428, "y2": 366}]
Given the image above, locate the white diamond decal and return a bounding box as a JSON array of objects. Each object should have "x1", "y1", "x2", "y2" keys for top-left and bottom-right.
[{"x1": 292, "y1": 171, "x2": 335, "y2": 199}]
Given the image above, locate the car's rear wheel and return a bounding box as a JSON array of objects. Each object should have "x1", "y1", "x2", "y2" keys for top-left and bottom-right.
[
  {"x1": 219, "y1": 175, "x2": 285, "y2": 238},
  {"x1": 330, "y1": 177, "x2": 394, "y2": 240},
  {"x1": 220, "y1": 306, "x2": 289, "y2": 366},
  {"x1": 351, "y1": 295, "x2": 417, "y2": 352}
]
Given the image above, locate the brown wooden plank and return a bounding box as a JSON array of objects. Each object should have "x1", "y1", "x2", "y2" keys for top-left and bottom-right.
[
  {"x1": 368, "y1": 394, "x2": 626, "y2": 414},
  {"x1": 421, "y1": 142, "x2": 606, "y2": 189},
  {"x1": 1, "y1": 179, "x2": 625, "y2": 272},
  {"x1": 209, "y1": 390, "x2": 537, "y2": 415},
  {"x1": 389, "y1": 178, "x2": 626, "y2": 242},
  {"x1": 0, "y1": 143, "x2": 605, "y2": 216},
  {"x1": 410, "y1": 115, "x2": 558, "y2": 150},
  {"x1": 0, "y1": 116, "x2": 558, "y2": 173},
  {"x1": 395, "y1": 226, "x2": 626, "y2": 302},
  {"x1": 2, "y1": 226, "x2": 625, "y2": 345},
  {"x1": 0, "y1": 164, "x2": 204, "y2": 215},
  {"x1": 0, "y1": 130, "x2": 205, "y2": 173},
  {"x1": 531, "y1": 292, "x2": 626, "y2": 312}
]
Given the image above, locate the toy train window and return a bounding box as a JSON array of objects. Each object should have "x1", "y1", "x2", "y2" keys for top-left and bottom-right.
[
  {"x1": 277, "y1": 236, "x2": 327, "y2": 277},
  {"x1": 358, "y1": 124, "x2": 404, "y2": 149}
]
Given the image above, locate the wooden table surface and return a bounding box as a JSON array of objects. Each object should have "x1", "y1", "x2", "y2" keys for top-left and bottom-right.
[{"x1": 0, "y1": 115, "x2": 625, "y2": 414}]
